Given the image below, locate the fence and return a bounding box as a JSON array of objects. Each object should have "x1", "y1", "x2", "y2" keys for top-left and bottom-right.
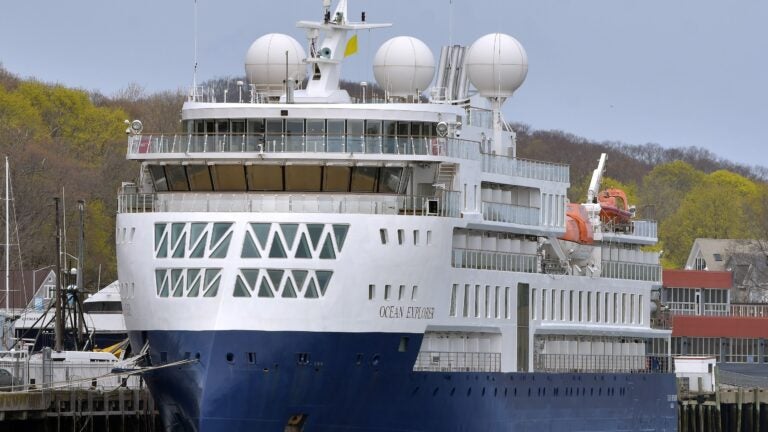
[
  {"x1": 534, "y1": 353, "x2": 671, "y2": 373},
  {"x1": 481, "y1": 201, "x2": 540, "y2": 225},
  {"x1": 481, "y1": 154, "x2": 569, "y2": 183},
  {"x1": 452, "y1": 248, "x2": 538, "y2": 273},
  {"x1": 601, "y1": 261, "x2": 662, "y2": 282},
  {"x1": 413, "y1": 351, "x2": 501, "y2": 372}
]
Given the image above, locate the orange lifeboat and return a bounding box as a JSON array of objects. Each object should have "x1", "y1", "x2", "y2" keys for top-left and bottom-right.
[
  {"x1": 560, "y1": 203, "x2": 593, "y2": 244},
  {"x1": 597, "y1": 188, "x2": 633, "y2": 224}
]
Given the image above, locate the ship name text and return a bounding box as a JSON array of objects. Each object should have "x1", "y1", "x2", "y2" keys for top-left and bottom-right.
[{"x1": 379, "y1": 306, "x2": 435, "y2": 320}]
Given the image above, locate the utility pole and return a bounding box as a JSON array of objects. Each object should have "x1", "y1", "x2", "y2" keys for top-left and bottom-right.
[{"x1": 53, "y1": 197, "x2": 64, "y2": 352}]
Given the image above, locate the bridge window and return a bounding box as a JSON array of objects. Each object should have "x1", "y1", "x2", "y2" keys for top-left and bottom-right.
[
  {"x1": 324, "y1": 166, "x2": 351, "y2": 192},
  {"x1": 350, "y1": 167, "x2": 378, "y2": 192},
  {"x1": 187, "y1": 165, "x2": 213, "y2": 191},
  {"x1": 211, "y1": 165, "x2": 247, "y2": 191},
  {"x1": 285, "y1": 165, "x2": 322, "y2": 192},
  {"x1": 246, "y1": 165, "x2": 283, "y2": 191},
  {"x1": 165, "y1": 165, "x2": 189, "y2": 191}
]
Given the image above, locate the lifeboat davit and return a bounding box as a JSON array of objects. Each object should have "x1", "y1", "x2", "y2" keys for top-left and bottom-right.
[{"x1": 597, "y1": 188, "x2": 633, "y2": 224}]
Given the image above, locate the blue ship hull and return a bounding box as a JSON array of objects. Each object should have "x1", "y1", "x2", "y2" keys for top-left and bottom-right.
[{"x1": 131, "y1": 330, "x2": 677, "y2": 432}]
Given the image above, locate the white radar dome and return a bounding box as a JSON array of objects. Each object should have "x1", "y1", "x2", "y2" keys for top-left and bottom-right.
[
  {"x1": 373, "y1": 36, "x2": 435, "y2": 98},
  {"x1": 244, "y1": 33, "x2": 307, "y2": 96},
  {"x1": 466, "y1": 33, "x2": 528, "y2": 98}
]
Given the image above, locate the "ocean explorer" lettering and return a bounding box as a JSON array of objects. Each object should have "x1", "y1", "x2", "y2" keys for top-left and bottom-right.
[{"x1": 379, "y1": 306, "x2": 435, "y2": 320}]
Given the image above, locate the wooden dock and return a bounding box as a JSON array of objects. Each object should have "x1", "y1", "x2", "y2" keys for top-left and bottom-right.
[
  {"x1": 679, "y1": 388, "x2": 768, "y2": 432},
  {"x1": 0, "y1": 387, "x2": 159, "y2": 432}
]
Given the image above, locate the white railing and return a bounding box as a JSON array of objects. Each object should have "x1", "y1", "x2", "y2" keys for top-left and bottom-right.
[
  {"x1": 730, "y1": 304, "x2": 768, "y2": 317},
  {"x1": 452, "y1": 248, "x2": 538, "y2": 273},
  {"x1": 631, "y1": 220, "x2": 658, "y2": 238},
  {"x1": 118, "y1": 192, "x2": 461, "y2": 217},
  {"x1": 481, "y1": 154, "x2": 569, "y2": 183},
  {"x1": 127, "y1": 134, "x2": 481, "y2": 160},
  {"x1": 0, "y1": 358, "x2": 142, "y2": 391},
  {"x1": 534, "y1": 354, "x2": 671, "y2": 373},
  {"x1": 413, "y1": 351, "x2": 501, "y2": 372},
  {"x1": 601, "y1": 261, "x2": 662, "y2": 282},
  {"x1": 481, "y1": 201, "x2": 540, "y2": 225}
]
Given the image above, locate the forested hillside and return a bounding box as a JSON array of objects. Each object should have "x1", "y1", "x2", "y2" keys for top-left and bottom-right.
[{"x1": 0, "y1": 66, "x2": 766, "y2": 291}]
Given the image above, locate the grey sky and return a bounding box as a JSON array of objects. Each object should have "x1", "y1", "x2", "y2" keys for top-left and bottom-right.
[{"x1": 1, "y1": 0, "x2": 766, "y2": 168}]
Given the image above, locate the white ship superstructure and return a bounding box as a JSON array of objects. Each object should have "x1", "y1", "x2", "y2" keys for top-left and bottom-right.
[{"x1": 115, "y1": 1, "x2": 677, "y2": 430}]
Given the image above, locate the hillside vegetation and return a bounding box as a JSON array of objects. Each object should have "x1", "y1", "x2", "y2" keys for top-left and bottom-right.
[{"x1": 0, "y1": 67, "x2": 766, "y2": 291}]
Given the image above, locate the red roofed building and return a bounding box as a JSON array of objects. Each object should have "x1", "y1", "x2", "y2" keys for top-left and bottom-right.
[{"x1": 663, "y1": 269, "x2": 732, "y2": 316}]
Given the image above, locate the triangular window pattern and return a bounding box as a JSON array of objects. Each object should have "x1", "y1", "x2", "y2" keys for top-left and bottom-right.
[
  {"x1": 251, "y1": 223, "x2": 271, "y2": 249},
  {"x1": 267, "y1": 269, "x2": 284, "y2": 289},
  {"x1": 187, "y1": 269, "x2": 202, "y2": 297},
  {"x1": 305, "y1": 279, "x2": 319, "y2": 299},
  {"x1": 295, "y1": 234, "x2": 312, "y2": 259},
  {"x1": 172, "y1": 233, "x2": 187, "y2": 258},
  {"x1": 241, "y1": 269, "x2": 260, "y2": 288},
  {"x1": 332, "y1": 225, "x2": 349, "y2": 250},
  {"x1": 155, "y1": 270, "x2": 169, "y2": 297},
  {"x1": 269, "y1": 236, "x2": 287, "y2": 258},
  {"x1": 210, "y1": 232, "x2": 232, "y2": 258},
  {"x1": 307, "y1": 224, "x2": 324, "y2": 249},
  {"x1": 190, "y1": 223, "x2": 207, "y2": 245},
  {"x1": 171, "y1": 269, "x2": 184, "y2": 297},
  {"x1": 282, "y1": 278, "x2": 297, "y2": 298},
  {"x1": 234, "y1": 277, "x2": 251, "y2": 297},
  {"x1": 190, "y1": 232, "x2": 208, "y2": 258},
  {"x1": 242, "y1": 233, "x2": 261, "y2": 258},
  {"x1": 258, "y1": 278, "x2": 274, "y2": 298},
  {"x1": 154, "y1": 224, "x2": 167, "y2": 257},
  {"x1": 280, "y1": 224, "x2": 299, "y2": 249},
  {"x1": 319, "y1": 236, "x2": 336, "y2": 259},
  {"x1": 203, "y1": 270, "x2": 221, "y2": 297},
  {"x1": 211, "y1": 223, "x2": 233, "y2": 244},
  {"x1": 293, "y1": 270, "x2": 308, "y2": 292},
  {"x1": 316, "y1": 271, "x2": 333, "y2": 295}
]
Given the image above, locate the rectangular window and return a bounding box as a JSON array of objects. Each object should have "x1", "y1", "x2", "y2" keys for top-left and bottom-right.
[
  {"x1": 614, "y1": 293, "x2": 619, "y2": 323},
  {"x1": 587, "y1": 292, "x2": 592, "y2": 322},
  {"x1": 326, "y1": 119, "x2": 346, "y2": 152},
  {"x1": 165, "y1": 165, "x2": 189, "y2": 191},
  {"x1": 187, "y1": 165, "x2": 213, "y2": 191},
  {"x1": 411, "y1": 285, "x2": 418, "y2": 301},
  {"x1": 397, "y1": 229, "x2": 404, "y2": 245},
  {"x1": 485, "y1": 285, "x2": 491, "y2": 318},
  {"x1": 463, "y1": 284, "x2": 470, "y2": 317},
  {"x1": 399, "y1": 285, "x2": 405, "y2": 301},
  {"x1": 596, "y1": 292, "x2": 601, "y2": 323},
  {"x1": 639, "y1": 295, "x2": 644, "y2": 324},
  {"x1": 560, "y1": 290, "x2": 565, "y2": 321},
  {"x1": 569, "y1": 291, "x2": 573, "y2": 321},
  {"x1": 379, "y1": 167, "x2": 405, "y2": 193},
  {"x1": 450, "y1": 284, "x2": 458, "y2": 317},
  {"x1": 622, "y1": 293, "x2": 627, "y2": 324},
  {"x1": 323, "y1": 166, "x2": 351, "y2": 192},
  {"x1": 505, "y1": 287, "x2": 510, "y2": 319},
  {"x1": 474, "y1": 285, "x2": 481, "y2": 317},
  {"x1": 551, "y1": 289, "x2": 556, "y2": 320},
  {"x1": 542, "y1": 289, "x2": 547, "y2": 321},
  {"x1": 426, "y1": 230, "x2": 432, "y2": 245},
  {"x1": 413, "y1": 230, "x2": 420, "y2": 246},
  {"x1": 247, "y1": 352, "x2": 256, "y2": 364},
  {"x1": 384, "y1": 284, "x2": 391, "y2": 300},
  {"x1": 148, "y1": 165, "x2": 168, "y2": 192},
  {"x1": 605, "y1": 294, "x2": 610, "y2": 324},
  {"x1": 350, "y1": 166, "x2": 378, "y2": 192},
  {"x1": 531, "y1": 288, "x2": 537, "y2": 320},
  {"x1": 305, "y1": 119, "x2": 325, "y2": 152},
  {"x1": 379, "y1": 229, "x2": 388, "y2": 244},
  {"x1": 578, "y1": 291, "x2": 583, "y2": 322},
  {"x1": 517, "y1": 283, "x2": 530, "y2": 372},
  {"x1": 246, "y1": 165, "x2": 283, "y2": 191},
  {"x1": 495, "y1": 286, "x2": 500, "y2": 319},
  {"x1": 211, "y1": 165, "x2": 247, "y2": 191},
  {"x1": 285, "y1": 165, "x2": 322, "y2": 191},
  {"x1": 285, "y1": 118, "x2": 305, "y2": 151},
  {"x1": 368, "y1": 284, "x2": 375, "y2": 300},
  {"x1": 630, "y1": 294, "x2": 635, "y2": 324}
]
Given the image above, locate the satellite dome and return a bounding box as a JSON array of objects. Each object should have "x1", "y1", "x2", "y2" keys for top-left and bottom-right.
[
  {"x1": 466, "y1": 33, "x2": 528, "y2": 98},
  {"x1": 373, "y1": 36, "x2": 435, "y2": 98},
  {"x1": 244, "y1": 33, "x2": 307, "y2": 96}
]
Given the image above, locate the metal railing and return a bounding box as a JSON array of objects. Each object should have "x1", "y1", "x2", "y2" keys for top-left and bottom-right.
[
  {"x1": 118, "y1": 191, "x2": 462, "y2": 217},
  {"x1": 601, "y1": 261, "x2": 662, "y2": 282},
  {"x1": 127, "y1": 134, "x2": 481, "y2": 160},
  {"x1": 533, "y1": 354, "x2": 671, "y2": 374},
  {"x1": 730, "y1": 304, "x2": 768, "y2": 317},
  {"x1": 413, "y1": 351, "x2": 501, "y2": 372},
  {"x1": 452, "y1": 248, "x2": 538, "y2": 273},
  {"x1": 481, "y1": 201, "x2": 540, "y2": 225},
  {"x1": 0, "y1": 357, "x2": 142, "y2": 391},
  {"x1": 481, "y1": 154, "x2": 570, "y2": 183}
]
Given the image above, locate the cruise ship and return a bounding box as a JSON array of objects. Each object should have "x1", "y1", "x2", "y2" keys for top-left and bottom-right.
[{"x1": 116, "y1": 1, "x2": 677, "y2": 430}]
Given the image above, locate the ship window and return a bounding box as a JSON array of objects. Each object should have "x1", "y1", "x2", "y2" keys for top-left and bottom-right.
[
  {"x1": 205, "y1": 120, "x2": 215, "y2": 133},
  {"x1": 505, "y1": 287, "x2": 510, "y2": 319},
  {"x1": 323, "y1": 166, "x2": 351, "y2": 192},
  {"x1": 639, "y1": 295, "x2": 643, "y2": 324},
  {"x1": 411, "y1": 122, "x2": 423, "y2": 137},
  {"x1": 148, "y1": 166, "x2": 169, "y2": 192},
  {"x1": 285, "y1": 119, "x2": 305, "y2": 151},
  {"x1": 247, "y1": 352, "x2": 256, "y2": 364},
  {"x1": 246, "y1": 165, "x2": 283, "y2": 191},
  {"x1": 365, "y1": 120, "x2": 382, "y2": 153},
  {"x1": 347, "y1": 119, "x2": 364, "y2": 153},
  {"x1": 368, "y1": 284, "x2": 375, "y2": 300},
  {"x1": 622, "y1": 293, "x2": 627, "y2": 323},
  {"x1": 426, "y1": 230, "x2": 432, "y2": 245},
  {"x1": 305, "y1": 119, "x2": 325, "y2": 152},
  {"x1": 450, "y1": 284, "x2": 457, "y2": 316},
  {"x1": 265, "y1": 119, "x2": 284, "y2": 147},
  {"x1": 327, "y1": 119, "x2": 346, "y2": 152},
  {"x1": 559, "y1": 291, "x2": 565, "y2": 321},
  {"x1": 578, "y1": 291, "x2": 583, "y2": 322},
  {"x1": 187, "y1": 165, "x2": 213, "y2": 191},
  {"x1": 463, "y1": 284, "x2": 470, "y2": 317},
  {"x1": 379, "y1": 229, "x2": 388, "y2": 244},
  {"x1": 384, "y1": 284, "x2": 392, "y2": 300},
  {"x1": 165, "y1": 165, "x2": 189, "y2": 191},
  {"x1": 474, "y1": 285, "x2": 480, "y2": 317},
  {"x1": 379, "y1": 167, "x2": 404, "y2": 193},
  {"x1": 211, "y1": 165, "x2": 247, "y2": 191},
  {"x1": 613, "y1": 293, "x2": 619, "y2": 323},
  {"x1": 350, "y1": 166, "x2": 378, "y2": 192},
  {"x1": 531, "y1": 288, "x2": 537, "y2": 320},
  {"x1": 596, "y1": 292, "x2": 601, "y2": 323},
  {"x1": 398, "y1": 337, "x2": 409, "y2": 352},
  {"x1": 397, "y1": 121, "x2": 410, "y2": 137},
  {"x1": 412, "y1": 285, "x2": 418, "y2": 301},
  {"x1": 285, "y1": 165, "x2": 322, "y2": 191},
  {"x1": 399, "y1": 285, "x2": 405, "y2": 300},
  {"x1": 495, "y1": 286, "x2": 500, "y2": 319},
  {"x1": 226, "y1": 352, "x2": 234, "y2": 363},
  {"x1": 485, "y1": 285, "x2": 491, "y2": 318},
  {"x1": 630, "y1": 294, "x2": 635, "y2": 323},
  {"x1": 550, "y1": 289, "x2": 556, "y2": 320},
  {"x1": 397, "y1": 229, "x2": 404, "y2": 245},
  {"x1": 248, "y1": 119, "x2": 265, "y2": 134}
]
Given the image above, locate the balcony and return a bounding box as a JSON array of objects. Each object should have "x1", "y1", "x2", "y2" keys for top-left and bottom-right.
[
  {"x1": 127, "y1": 134, "x2": 480, "y2": 160},
  {"x1": 534, "y1": 353, "x2": 671, "y2": 373},
  {"x1": 481, "y1": 201, "x2": 540, "y2": 226},
  {"x1": 413, "y1": 351, "x2": 501, "y2": 372},
  {"x1": 601, "y1": 261, "x2": 662, "y2": 282},
  {"x1": 481, "y1": 154, "x2": 569, "y2": 183},
  {"x1": 118, "y1": 191, "x2": 462, "y2": 217},
  {"x1": 452, "y1": 248, "x2": 538, "y2": 273}
]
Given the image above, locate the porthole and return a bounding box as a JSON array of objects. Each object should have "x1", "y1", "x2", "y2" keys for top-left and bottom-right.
[{"x1": 225, "y1": 352, "x2": 234, "y2": 363}]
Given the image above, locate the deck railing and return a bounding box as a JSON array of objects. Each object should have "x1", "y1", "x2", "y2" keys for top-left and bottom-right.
[
  {"x1": 601, "y1": 261, "x2": 662, "y2": 282},
  {"x1": 118, "y1": 191, "x2": 461, "y2": 217},
  {"x1": 413, "y1": 351, "x2": 501, "y2": 373},
  {"x1": 452, "y1": 248, "x2": 538, "y2": 273},
  {"x1": 481, "y1": 154, "x2": 569, "y2": 183},
  {"x1": 127, "y1": 134, "x2": 481, "y2": 160},
  {"x1": 481, "y1": 201, "x2": 540, "y2": 226},
  {"x1": 534, "y1": 354, "x2": 671, "y2": 374},
  {"x1": 730, "y1": 304, "x2": 768, "y2": 317}
]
